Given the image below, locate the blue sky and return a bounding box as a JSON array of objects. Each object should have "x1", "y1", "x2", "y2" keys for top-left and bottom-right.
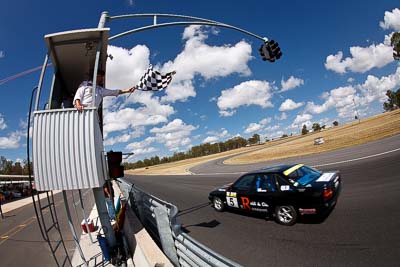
[{"x1": 1, "y1": 0, "x2": 400, "y2": 163}]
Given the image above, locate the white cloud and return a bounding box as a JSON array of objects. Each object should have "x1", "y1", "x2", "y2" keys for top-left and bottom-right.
[
  {"x1": 290, "y1": 114, "x2": 313, "y2": 129},
  {"x1": 203, "y1": 128, "x2": 229, "y2": 143},
  {"x1": 104, "y1": 126, "x2": 145, "y2": 146},
  {"x1": 150, "y1": 119, "x2": 196, "y2": 151},
  {"x1": 160, "y1": 26, "x2": 253, "y2": 103},
  {"x1": 358, "y1": 66, "x2": 400, "y2": 104},
  {"x1": 0, "y1": 131, "x2": 24, "y2": 149},
  {"x1": 305, "y1": 86, "x2": 357, "y2": 118},
  {"x1": 270, "y1": 130, "x2": 285, "y2": 139},
  {"x1": 279, "y1": 99, "x2": 304, "y2": 111},
  {"x1": 160, "y1": 80, "x2": 196, "y2": 103},
  {"x1": 260, "y1": 117, "x2": 272, "y2": 125},
  {"x1": 244, "y1": 123, "x2": 263, "y2": 134},
  {"x1": 131, "y1": 147, "x2": 158, "y2": 156},
  {"x1": 0, "y1": 114, "x2": 7, "y2": 130},
  {"x1": 106, "y1": 45, "x2": 150, "y2": 90},
  {"x1": 124, "y1": 136, "x2": 159, "y2": 160},
  {"x1": 347, "y1": 77, "x2": 355, "y2": 83},
  {"x1": 380, "y1": 8, "x2": 400, "y2": 31},
  {"x1": 280, "y1": 76, "x2": 304, "y2": 92},
  {"x1": 324, "y1": 42, "x2": 394, "y2": 74},
  {"x1": 103, "y1": 105, "x2": 173, "y2": 136},
  {"x1": 217, "y1": 80, "x2": 273, "y2": 116},
  {"x1": 244, "y1": 117, "x2": 272, "y2": 134},
  {"x1": 294, "y1": 114, "x2": 313, "y2": 124},
  {"x1": 126, "y1": 136, "x2": 156, "y2": 150},
  {"x1": 275, "y1": 112, "x2": 287, "y2": 121},
  {"x1": 0, "y1": 51, "x2": 4, "y2": 59},
  {"x1": 265, "y1": 124, "x2": 280, "y2": 132}
]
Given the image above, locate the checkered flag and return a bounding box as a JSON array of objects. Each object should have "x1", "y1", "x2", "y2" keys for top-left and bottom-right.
[{"x1": 136, "y1": 65, "x2": 176, "y2": 91}]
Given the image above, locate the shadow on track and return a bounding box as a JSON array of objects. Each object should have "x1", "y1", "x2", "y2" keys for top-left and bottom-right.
[
  {"x1": 177, "y1": 202, "x2": 211, "y2": 217},
  {"x1": 181, "y1": 219, "x2": 221, "y2": 234}
]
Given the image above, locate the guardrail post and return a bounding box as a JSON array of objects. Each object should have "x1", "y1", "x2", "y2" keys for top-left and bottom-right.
[{"x1": 154, "y1": 206, "x2": 180, "y2": 266}]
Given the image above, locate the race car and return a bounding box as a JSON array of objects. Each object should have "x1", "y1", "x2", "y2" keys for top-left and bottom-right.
[{"x1": 208, "y1": 164, "x2": 341, "y2": 226}]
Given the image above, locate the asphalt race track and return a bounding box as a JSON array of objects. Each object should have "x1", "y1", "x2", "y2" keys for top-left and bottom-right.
[
  {"x1": 0, "y1": 189, "x2": 95, "y2": 267},
  {"x1": 126, "y1": 135, "x2": 400, "y2": 267}
]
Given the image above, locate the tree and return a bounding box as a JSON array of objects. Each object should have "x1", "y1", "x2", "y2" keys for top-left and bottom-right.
[
  {"x1": 281, "y1": 134, "x2": 288, "y2": 138},
  {"x1": 0, "y1": 156, "x2": 13, "y2": 174},
  {"x1": 248, "y1": 134, "x2": 261, "y2": 145},
  {"x1": 333, "y1": 121, "x2": 339, "y2": 127},
  {"x1": 383, "y1": 89, "x2": 400, "y2": 111},
  {"x1": 312, "y1": 123, "x2": 321, "y2": 132},
  {"x1": 391, "y1": 32, "x2": 400, "y2": 60},
  {"x1": 301, "y1": 124, "x2": 309, "y2": 135}
]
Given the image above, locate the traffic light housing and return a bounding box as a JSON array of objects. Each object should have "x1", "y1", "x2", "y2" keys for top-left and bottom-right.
[
  {"x1": 259, "y1": 40, "x2": 282, "y2": 62},
  {"x1": 107, "y1": 151, "x2": 124, "y2": 179}
]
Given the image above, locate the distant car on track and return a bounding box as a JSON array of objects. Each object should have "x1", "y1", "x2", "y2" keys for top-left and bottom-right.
[{"x1": 208, "y1": 164, "x2": 341, "y2": 226}]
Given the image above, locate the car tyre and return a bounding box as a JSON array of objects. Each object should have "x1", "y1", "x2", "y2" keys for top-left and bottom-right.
[
  {"x1": 213, "y1": 197, "x2": 225, "y2": 212},
  {"x1": 275, "y1": 205, "x2": 297, "y2": 226}
]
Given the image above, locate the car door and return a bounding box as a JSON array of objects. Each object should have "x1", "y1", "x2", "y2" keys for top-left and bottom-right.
[
  {"x1": 252, "y1": 173, "x2": 277, "y2": 214},
  {"x1": 226, "y1": 174, "x2": 256, "y2": 211},
  {"x1": 273, "y1": 173, "x2": 298, "y2": 206}
]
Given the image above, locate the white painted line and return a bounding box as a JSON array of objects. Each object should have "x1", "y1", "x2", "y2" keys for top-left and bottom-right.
[{"x1": 312, "y1": 147, "x2": 400, "y2": 168}]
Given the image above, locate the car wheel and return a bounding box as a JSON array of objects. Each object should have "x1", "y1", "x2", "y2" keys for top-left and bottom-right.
[
  {"x1": 213, "y1": 197, "x2": 225, "y2": 212},
  {"x1": 275, "y1": 205, "x2": 297, "y2": 226}
]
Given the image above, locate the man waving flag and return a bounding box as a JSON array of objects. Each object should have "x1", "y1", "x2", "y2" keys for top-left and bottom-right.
[{"x1": 136, "y1": 65, "x2": 176, "y2": 91}]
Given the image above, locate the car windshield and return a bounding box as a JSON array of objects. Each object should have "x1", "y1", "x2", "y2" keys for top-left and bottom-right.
[{"x1": 285, "y1": 165, "x2": 322, "y2": 186}]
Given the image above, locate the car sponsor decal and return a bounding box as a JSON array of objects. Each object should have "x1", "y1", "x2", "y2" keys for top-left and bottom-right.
[
  {"x1": 252, "y1": 208, "x2": 269, "y2": 213},
  {"x1": 316, "y1": 172, "x2": 335, "y2": 182},
  {"x1": 218, "y1": 188, "x2": 226, "y2": 191},
  {"x1": 226, "y1": 192, "x2": 237, "y2": 197},
  {"x1": 257, "y1": 188, "x2": 267, "y2": 192},
  {"x1": 226, "y1": 192, "x2": 239, "y2": 208},
  {"x1": 299, "y1": 208, "x2": 316, "y2": 215},
  {"x1": 283, "y1": 164, "x2": 304, "y2": 176},
  {"x1": 250, "y1": 201, "x2": 269, "y2": 207},
  {"x1": 240, "y1": 197, "x2": 251, "y2": 210},
  {"x1": 280, "y1": 185, "x2": 290, "y2": 191}
]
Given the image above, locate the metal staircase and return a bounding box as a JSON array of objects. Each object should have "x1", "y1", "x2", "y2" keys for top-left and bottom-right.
[{"x1": 31, "y1": 190, "x2": 72, "y2": 266}]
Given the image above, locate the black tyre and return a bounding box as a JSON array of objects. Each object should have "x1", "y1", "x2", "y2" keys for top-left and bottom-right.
[
  {"x1": 213, "y1": 197, "x2": 225, "y2": 212},
  {"x1": 275, "y1": 205, "x2": 297, "y2": 226}
]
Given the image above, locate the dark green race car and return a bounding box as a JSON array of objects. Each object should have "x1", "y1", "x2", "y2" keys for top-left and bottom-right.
[{"x1": 208, "y1": 164, "x2": 341, "y2": 226}]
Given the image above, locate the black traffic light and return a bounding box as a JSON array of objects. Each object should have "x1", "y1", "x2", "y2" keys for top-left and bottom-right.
[
  {"x1": 107, "y1": 151, "x2": 124, "y2": 179},
  {"x1": 259, "y1": 40, "x2": 282, "y2": 62}
]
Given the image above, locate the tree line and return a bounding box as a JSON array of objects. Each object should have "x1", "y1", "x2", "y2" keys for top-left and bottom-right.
[
  {"x1": 123, "y1": 135, "x2": 261, "y2": 170},
  {"x1": 0, "y1": 156, "x2": 32, "y2": 175}
]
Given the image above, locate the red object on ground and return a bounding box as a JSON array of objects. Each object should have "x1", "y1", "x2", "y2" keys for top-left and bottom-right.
[{"x1": 81, "y1": 219, "x2": 95, "y2": 233}]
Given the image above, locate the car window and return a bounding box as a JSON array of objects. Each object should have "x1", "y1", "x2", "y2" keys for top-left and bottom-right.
[
  {"x1": 286, "y1": 165, "x2": 321, "y2": 185},
  {"x1": 232, "y1": 175, "x2": 255, "y2": 191},
  {"x1": 255, "y1": 174, "x2": 276, "y2": 192},
  {"x1": 273, "y1": 174, "x2": 294, "y2": 191}
]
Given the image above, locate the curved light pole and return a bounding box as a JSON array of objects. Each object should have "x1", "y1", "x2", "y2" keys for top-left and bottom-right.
[{"x1": 98, "y1": 11, "x2": 282, "y2": 62}]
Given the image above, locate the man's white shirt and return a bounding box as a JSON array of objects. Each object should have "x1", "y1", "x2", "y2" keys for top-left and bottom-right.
[{"x1": 73, "y1": 81, "x2": 119, "y2": 108}]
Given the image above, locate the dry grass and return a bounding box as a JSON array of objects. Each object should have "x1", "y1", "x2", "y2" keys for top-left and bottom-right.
[
  {"x1": 126, "y1": 109, "x2": 400, "y2": 174},
  {"x1": 226, "y1": 109, "x2": 400, "y2": 164},
  {"x1": 126, "y1": 144, "x2": 266, "y2": 175}
]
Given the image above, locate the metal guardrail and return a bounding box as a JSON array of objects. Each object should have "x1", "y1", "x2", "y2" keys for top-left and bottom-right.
[{"x1": 119, "y1": 179, "x2": 242, "y2": 267}]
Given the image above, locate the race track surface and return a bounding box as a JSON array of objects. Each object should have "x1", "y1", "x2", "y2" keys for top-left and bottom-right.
[{"x1": 125, "y1": 135, "x2": 400, "y2": 267}]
